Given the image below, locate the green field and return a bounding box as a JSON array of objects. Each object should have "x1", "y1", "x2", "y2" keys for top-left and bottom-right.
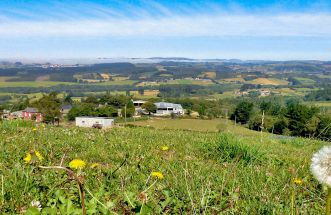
[
  {"x1": 95, "y1": 80, "x2": 138, "y2": 86},
  {"x1": 0, "y1": 81, "x2": 75, "y2": 87},
  {"x1": 0, "y1": 76, "x2": 16, "y2": 82},
  {"x1": 0, "y1": 120, "x2": 328, "y2": 214},
  {"x1": 167, "y1": 79, "x2": 215, "y2": 85},
  {"x1": 294, "y1": 77, "x2": 316, "y2": 85},
  {"x1": 128, "y1": 118, "x2": 259, "y2": 136},
  {"x1": 129, "y1": 118, "x2": 223, "y2": 132},
  {"x1": 0, "y1": 80, "x2": 137, "y2": 88},
  {"x1": 317, "y1": 75, "x2": 331, "y2": 79}
]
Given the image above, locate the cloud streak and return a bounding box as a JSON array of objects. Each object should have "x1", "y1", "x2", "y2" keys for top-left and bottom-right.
[
  {"x1": 0, "y1": 1, "x2": 330, "y2": 60},
  {"x1": 0, "y1": 13, "x2": 331, "y2": 38},
  {"x1": 0, "y1": 1, "x2": 330, "y2": 38}
]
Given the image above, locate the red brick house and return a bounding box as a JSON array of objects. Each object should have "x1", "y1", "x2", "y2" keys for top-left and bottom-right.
[{"x1": 22, "y1": 107, "x2": 43, "y2": 122}]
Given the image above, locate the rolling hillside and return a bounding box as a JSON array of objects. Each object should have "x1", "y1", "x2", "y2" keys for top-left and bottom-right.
[{"x1": 0, "y1": 120, "x2": 327, "y2": 214}]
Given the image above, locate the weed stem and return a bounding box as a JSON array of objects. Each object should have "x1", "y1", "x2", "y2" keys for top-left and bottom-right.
[{"x1": 327, "y1": 187, "x2": 331, "y2": 215}]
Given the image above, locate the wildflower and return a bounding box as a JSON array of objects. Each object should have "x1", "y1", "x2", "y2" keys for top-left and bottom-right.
[
  {"x1": 161, "y1": 146, "x2": 169, "y2": 151},
  {"x1": 293, "y1": 178, "x2": 303, "y2": 185},
  {"x1": 69, "y1": 159, "x2": 86, "y2": 169},
  {"x1": 24, "y1": 153, "x2": 32, "y2": 163},
  {"x1": 35, "y1": 151, "x2": 43, "y2": 161},
  {"x1": 90, "y1": 163, "x2": 100, "y2": 169},
  {"x1": 24, "y1": 151, "x2": 43, "y2": 164},
  {"x1": 151, "y1": 171, "x2": 164, "y2": 180},
  {"x1": 32, "y1": 128, "x2": 37, "y2": 132},
  {"x1": 31, "y1": 200, "x2": 42, "y2": 211},
  {"x1": 311, "y1": 146, "x2": 331, "y2": 187}
]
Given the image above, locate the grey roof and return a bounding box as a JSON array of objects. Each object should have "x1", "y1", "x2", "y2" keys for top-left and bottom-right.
[
  {"x1": 23, "y1": 107, "x2": 39, "y2": 113},
  {"x1": 154, "y1": 102, "x2": 183, "y2": 109},
  {"x1": 61, "y1": 105, "x2": 72, "y2": 110}
]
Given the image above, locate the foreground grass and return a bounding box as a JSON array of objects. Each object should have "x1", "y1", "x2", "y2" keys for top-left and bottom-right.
[{"x1": 0, "y1": 120, "x2": 328, "y2": 214}]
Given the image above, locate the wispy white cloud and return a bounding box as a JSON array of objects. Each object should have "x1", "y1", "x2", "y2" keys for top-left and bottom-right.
[
  {"x1": 0, "y1": 13, "x2": 331, "y2": 38},
  {"x1": 0, "y1": 1, "x2": 330, "y2": 38}
]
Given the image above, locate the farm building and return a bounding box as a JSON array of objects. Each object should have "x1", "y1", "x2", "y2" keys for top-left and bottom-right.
[
  {"x1": 133, "y1": 100, "x2": 146, "y2": 107},
  {"x1": 133, "y1": 100, "x2": 146, "y2": 115},
  {"x1": 60, "y1": 105, "x2": 72, "y2": 116},
  {"x1": 0, "y1": 109, "x2": 11, "y2": 120},
  {"x1": 10, "y1": 110, "x2": 23, "y2": 119},
  {"x1": 75, "y1": 117, "x2": 114, "y2": 128},
  {"x1": 22, "y1": 107, "x2": 43, "y2": 122},
  {"x1": 154, "y1": 102, "x2": 184, "y2": 116}
]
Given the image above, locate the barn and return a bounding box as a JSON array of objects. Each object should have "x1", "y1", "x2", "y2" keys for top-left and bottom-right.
[
  {"x1": 154, "y1": 102, "x2": 184, "y2": 116},
  {"x1": 22, "y1": 107, "x2": 43, "y2": 122},
  {"x1": 75, "y1": 117, "x2": 114, "y2": 128}
]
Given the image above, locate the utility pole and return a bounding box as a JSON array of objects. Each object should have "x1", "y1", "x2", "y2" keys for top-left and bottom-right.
[
  {"x1": 124, "y1": 104, "x2": 127, "y2": 125},
  {"x1": 260, "y1": 111, "x2": 265, "y2": 143},
  {"x1": 223, "y1": 108, "x2": 228, "y2": 125}
]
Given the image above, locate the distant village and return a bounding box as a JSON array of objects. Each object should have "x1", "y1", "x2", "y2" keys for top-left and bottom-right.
[{"x1": 1, "y1": 100, "x2": 184, "y2": 129}]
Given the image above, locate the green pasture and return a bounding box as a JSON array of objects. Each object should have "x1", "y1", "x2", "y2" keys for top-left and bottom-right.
[
  {"x1": 294, "y1": 77, "x2": 316, "y2": 85},
  {"x1": 0, "y1": 81, "x2": 75, "y2": 88},
  {"x1": 94, "y1": 80, "x2": 138, "y2": 86},
  {"x1": 0, "y1": 120, "x2": 327, "y2": 214}
]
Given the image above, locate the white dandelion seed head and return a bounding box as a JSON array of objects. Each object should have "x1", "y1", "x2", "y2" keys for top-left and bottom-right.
[
  {"x1": 31, "y1": 200, "x2": 42, "y2": 211},
  {"x1": 310, "y1": 146, "x2": 331, "y2": 187}
]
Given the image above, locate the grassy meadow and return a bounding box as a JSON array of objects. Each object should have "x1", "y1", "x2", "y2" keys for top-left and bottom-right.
[
  {"x1": 128, "y1": 118, "x2": 259, "y2": 136},
  {"x1": 0, "y1": 120, "x2": 328, "y2": 214},
  {"x1": 128, "y1": 118, "x2": 223, "y2": 132},
  {"x1": 0, "y1": 80, "x2": 137, "y2": 88},
  {"x1": 0, "y1": 81, "x2": 75, "y2": 88}
]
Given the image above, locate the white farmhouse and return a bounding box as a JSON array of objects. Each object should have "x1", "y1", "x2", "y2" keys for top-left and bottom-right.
[
  {"x1": 133, "y1": 100, "x2": 146, "y2": 116},
  {"x1": 133, "y1": 100, "x2": 146, "y2": 107},
  {"x1": 154, "y1": 102, "x2": 184, "y2": 116},
  {"x1": 75, "y1": 117, "x2": 114, "y2": 128}
]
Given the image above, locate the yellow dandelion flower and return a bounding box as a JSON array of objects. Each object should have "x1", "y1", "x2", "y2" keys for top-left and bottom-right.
[
  {"x1": 24, "y1": 153, "x2": 32, "y2": 164},
  {"x1": 32, "y1": 128, "x2": 37, "y2": 132},
  {"x1": 69, "y1": 159, "x2": 86, "y2": 169},
  {"x1": 90, "y1": 163, "x2": 100, "y2": 169},
  {"x1": 151, "y1": 171, "x2": 164, "y2": 180},
  {"x1": 161, "y1": 146, "x2": 169, "y2": 151},
  {"x1": 35, "y1": 151, "x2": 43, "y2": 161},
  {"x1": 293, "y1": 178, "x2": 303, "y2": 185}
]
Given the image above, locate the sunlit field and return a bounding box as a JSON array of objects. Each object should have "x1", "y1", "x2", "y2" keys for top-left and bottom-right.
[{"x1": 0, "y1": 120, "x2": 327, "y2": 214}]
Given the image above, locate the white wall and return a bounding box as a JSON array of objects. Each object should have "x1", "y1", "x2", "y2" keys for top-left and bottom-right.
[
  {"x1": 155, "y1": 108, "x2": 184, "y2": 116},
  {"x1": 75, "y1": 117, "x2": 114, "y2": 128}
]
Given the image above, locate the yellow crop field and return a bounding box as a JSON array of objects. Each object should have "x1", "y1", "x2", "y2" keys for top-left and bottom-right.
[
  {"x1": 248, "y1": 78, "x2": 288, "y2": 85},
  {"x1": 203, "y1": 71, "x2": 216, "y2": 79}
]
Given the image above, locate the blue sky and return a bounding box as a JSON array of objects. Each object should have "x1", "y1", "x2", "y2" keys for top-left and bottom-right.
[{"x1": 0, "y1": 0, "x2": 331, "y2": 61}]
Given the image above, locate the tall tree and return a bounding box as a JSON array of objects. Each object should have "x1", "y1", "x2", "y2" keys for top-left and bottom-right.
[
  {"x1": 121, "y1": 100, "x2": 135, "y2": 117},
  {"x1": 230, "y1": 101, "x2": 254, "y2": 124},
  {"x1": 142, "y1": 102, "x2": 157, "y2": 115},
  {"x1": 33, "y1": 93, "x2": 61, "y2": 123}
]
